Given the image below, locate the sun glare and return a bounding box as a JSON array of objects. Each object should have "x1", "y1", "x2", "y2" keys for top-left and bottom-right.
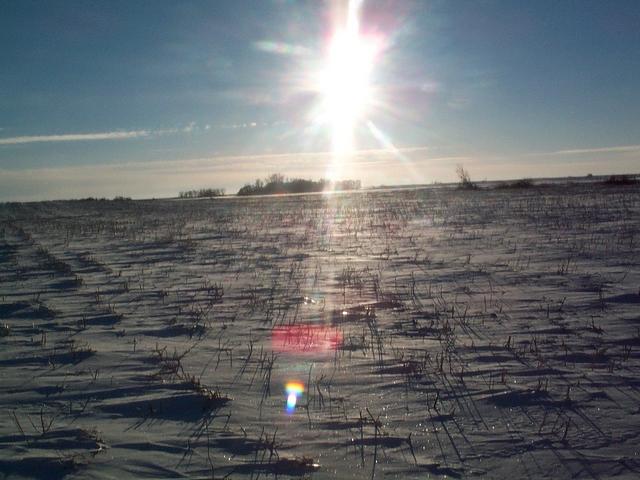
[{"x1": 319, "y1": 0, "x2": 377, "y2": 157}]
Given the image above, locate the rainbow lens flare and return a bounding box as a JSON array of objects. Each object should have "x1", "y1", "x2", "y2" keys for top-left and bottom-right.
[{"x1": 285, "y1": 381, "x2": 305, "y2": 414}]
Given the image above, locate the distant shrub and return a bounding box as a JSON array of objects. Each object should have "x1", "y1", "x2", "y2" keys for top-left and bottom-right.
[
  {"x1": 602, "y1": 175, "x2": 638, "y2": 186},
  {"x1": 456, "y1": 165, "x2": 478, "y2": 190},
  {"x1": 495, "y1": 178, "x2": 535, "y2": 189}
]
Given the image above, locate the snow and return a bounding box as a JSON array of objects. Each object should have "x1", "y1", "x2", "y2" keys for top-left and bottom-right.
[{"x1": 1, "y1": 182, "x2": 639, "y2": 478}]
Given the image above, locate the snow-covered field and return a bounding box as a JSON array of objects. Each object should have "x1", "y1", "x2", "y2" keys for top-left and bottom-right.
[{"x1": 1, "y1": 183, "x2": 639, "y2": 479}]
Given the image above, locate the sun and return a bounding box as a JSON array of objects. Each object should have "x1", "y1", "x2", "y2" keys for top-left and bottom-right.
[{"x1": 318, "y1": 0, "x2": 377, "y2": 156}]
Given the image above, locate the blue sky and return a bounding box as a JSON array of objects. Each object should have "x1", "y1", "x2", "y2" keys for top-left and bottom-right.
[{"x1": 1, "y1": 0, "x2": 639, "y2": 200}]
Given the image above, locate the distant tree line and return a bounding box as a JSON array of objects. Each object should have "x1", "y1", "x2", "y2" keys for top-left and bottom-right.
[
  {"x1": 602, "y1": 174, "x2": 638, "y2": 186},
  {"x1": 76, "y1": 196, "x2": 132, "y2": 201},
  {"x1": 237, "y1": 174, "x2": 361, "y2": 196},
  {"x1": 179, "y1": 188, "x2": 226, "y2": 199}
]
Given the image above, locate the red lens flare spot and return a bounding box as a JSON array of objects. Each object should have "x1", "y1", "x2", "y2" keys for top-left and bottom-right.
[{"x1": 272, "y1": 325, "x2": 343, "y2": 354}]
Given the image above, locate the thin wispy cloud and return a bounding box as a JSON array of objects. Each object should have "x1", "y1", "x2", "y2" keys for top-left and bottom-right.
[
  {"x1": 550, "y1": 145, "x2": 640, "y2": 155},
  {"x1": 222, "y1": 122, "x2": 260, "y2": 130},
  {"x1": 0, "y1": 124, "x2": 202, "y2": 146},
  {"x1": 520, "y1": 144, "x2": 640, "y2": 160},
  {"x1": 183, "y1": 122, "x2": 196, "y2": 133},
  {"x1": 0, "y1": 130, "x2": 151, "y2": 145},
  {"x1": 254, "y1": 40, "x2": 311, "y2": 57}
]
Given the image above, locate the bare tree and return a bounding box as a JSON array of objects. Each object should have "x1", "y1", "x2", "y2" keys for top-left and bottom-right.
[{"x1": 456, "y1": 164, "x2": 476, "y2": 189}]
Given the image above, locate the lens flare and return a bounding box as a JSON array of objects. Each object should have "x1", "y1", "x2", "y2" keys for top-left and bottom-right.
[
  {"x1": 272, "y1": 325, "x2": 342, "y2": 354},
  {"x1": 285, "y1": 381, "x2": 305, "y2": 414}
]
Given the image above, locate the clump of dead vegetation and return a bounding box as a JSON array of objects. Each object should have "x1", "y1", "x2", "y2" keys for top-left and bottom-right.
[
  {"x1": 152, "y1": 343, "x2": 231, "y2": 409},
  {"x1": 0, "y1": 323, "x2": 10, "y2": 337}
]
